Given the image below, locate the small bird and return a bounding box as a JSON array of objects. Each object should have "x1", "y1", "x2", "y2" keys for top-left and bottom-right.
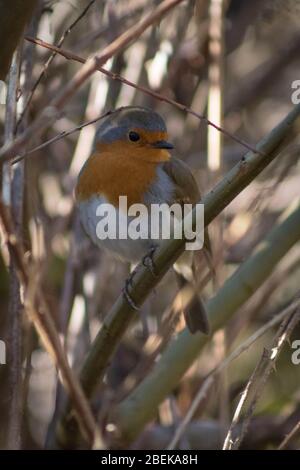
[{"x1": 75, "y1": 106, "x2": 210, "y2": 334}]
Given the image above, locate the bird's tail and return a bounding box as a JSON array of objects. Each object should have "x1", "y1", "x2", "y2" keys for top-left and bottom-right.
[{"x1": 175, "y1": 272, "x2": 210, "y2": 335}]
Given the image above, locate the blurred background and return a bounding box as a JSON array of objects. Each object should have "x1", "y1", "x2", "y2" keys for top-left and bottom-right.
[{"x1": 0, "y1": 0, "x2": 300, "y2": 450}]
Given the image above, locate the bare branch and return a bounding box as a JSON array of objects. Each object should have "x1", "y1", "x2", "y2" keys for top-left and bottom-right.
[
  {"x1": 17, "y1": 0, "x2": 96, "y2": 127},
  {"x1": 223, "y1": 301, "x2": 300, "y2": 450},
  {"x1": 168, "y1": 296, "x2": 300, "y2": 450},
  {"x1": 21, "y1": 35, "x2": 261, "y2": 159},
  {"x1": 0, "y1": 0, "x2": 186, "y2": 163},
  {"x1": 2, "y1": 46, "x2": 22, "y2": 451},
  {"x1": 278, "y1": 420, "x2": 300, "y2": 450},
  {"x1": 0, "y1": 202, "x2": 103, "y2": 448}
]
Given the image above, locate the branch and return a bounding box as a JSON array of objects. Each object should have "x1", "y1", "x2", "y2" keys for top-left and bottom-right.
[
  {"x1": 21, "y1": 35, "x2": 259, "y2": 158},
  {"x1": 56, "y1": 102, "x2": 300, "y2": 446},
  {"x1": 207, "y1": 0, "x2": 225, "y2": 171},
  {"x1": 278, "y1": 420, "x2": 300, "y2": 450},
  {"x1": 115, "y1": 202, "x2": 300, "y2": 445},
  {"x1": 13, "y1": 109, "x2": 114, "y2": 164},
  {"x1": 3, "y1": 45, "x2": 22, "y2": 451},
  {"x1": 0, "y1": 0, "x2": 186, "y2": 162},
  {"x1": 223, "y1": 302, "x2": 300, "y2": 450},
  {"x1": 168, "y1": 296, "x2": 300, "y2": 450},
  {"x1": 17, "y1": 0, "x2": 96, "y2": 127},
  {"x1": 0, "y1": 202, "x2": 102, "y2": 448}
]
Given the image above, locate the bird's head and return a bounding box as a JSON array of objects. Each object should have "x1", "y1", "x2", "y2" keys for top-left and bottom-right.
[{"x1": 94, "y1": 106, "x2": 173, "y2": 163}]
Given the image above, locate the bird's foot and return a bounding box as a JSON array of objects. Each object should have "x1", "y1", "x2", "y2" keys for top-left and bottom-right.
[
  {"x1": 142, "y1": 246, "x2": 158, "y2": 278},
  {"x1": 123, "y1": 272, "x2": 139, "y2": 311}
]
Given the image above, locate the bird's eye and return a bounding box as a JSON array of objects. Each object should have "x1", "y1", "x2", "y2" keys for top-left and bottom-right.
[{"x1": 128, "y1": 131, "x2": 140, "y2": 142}]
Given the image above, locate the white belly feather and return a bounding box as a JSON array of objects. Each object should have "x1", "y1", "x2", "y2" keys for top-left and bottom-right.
[
  {"x1": 78, "y1": 195, "x2": 152, "y2": 262},
  {"x1": 77, "y1": 165, "x2": 175, "y2": 262}
]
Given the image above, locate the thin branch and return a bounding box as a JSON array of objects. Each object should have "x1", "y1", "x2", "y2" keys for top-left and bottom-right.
[
  {"x1": 2, "y1": 49, "x2": 19, "y2": 205},
  {"x1": 3, "y1": 46, "x2": 22, "y2": 451},
  {"x1": 223, "y1": 302, "x2": 300, "y2": 450},
  {"x1": 76, "y1": 0, "x2": 150, "y2": 50},
  {"x1": 114, "y1": 201, "x2": 300, "y2": 446},
  {"x1": 278, "y1": 420, "x2": 300, "y2": 450},
  {"x1": 168, "y1": 296, "x2": 300, "y2": 450},
  {"x1": 17, "y1": 0, "x2": 96, "y2": 127},
  {"x1": 13, "y1": 109, "x2": 114, "y2": 164},
  {"x1": 207, "y1": 0, "x2": 225, "y2": 171},
  {"x1": 20, "y1": 35, "x2": 261, "y2": 160},
  {"x1": 0, "y1": 202, "x2": 103, "y2": 448},
  {"x1": 115, "y1": 271, "x2": 212, "y2": 403},
  {"x1": 0, "y1": 0, "x2": 186, "y2": 163}
]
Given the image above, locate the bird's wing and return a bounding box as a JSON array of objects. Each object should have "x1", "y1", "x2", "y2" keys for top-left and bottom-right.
[
  {"x1": 163, "y1": 157, "x2": 214, "y2": 269},
  {"x1": 163, "y1": 158, "x2": 211, "y2": 334},
  {"x1": 162, "y1": 157, "x2": 200, "y2": 206}
]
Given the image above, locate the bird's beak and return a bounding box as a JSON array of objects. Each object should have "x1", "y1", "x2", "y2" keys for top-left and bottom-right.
[{"x1": 150, "y1": 140, "x2": 174, "y2": 150}]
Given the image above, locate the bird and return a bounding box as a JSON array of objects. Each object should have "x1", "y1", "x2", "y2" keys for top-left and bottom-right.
[{"x1": 75, "y1": 106, "x2": 210, "y2": 334}]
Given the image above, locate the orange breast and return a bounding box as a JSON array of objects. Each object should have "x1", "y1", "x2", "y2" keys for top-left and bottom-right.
[{"x1": 76, "y1": 142, "x2": 169, "y2": 208}]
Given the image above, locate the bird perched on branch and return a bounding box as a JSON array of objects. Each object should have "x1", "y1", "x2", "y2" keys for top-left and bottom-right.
[{"x1": 75, "y1": 106, "x2": 211, "y2": 334}]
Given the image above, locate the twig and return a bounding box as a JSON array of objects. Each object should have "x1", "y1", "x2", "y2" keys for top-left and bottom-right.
[
  {"x1": 0, "y1": 0, "x2": 186, "y2": 163},
  {"x1": 46, "y1": 74, "x2": 107, "y2": 444},
  {"x1": 3, "y1": 46, "x2": 23, "y2": 450},
  {"x1": 114, "y1": 201, "x2": 300, "y2": 446},
  {"x1": 12, "y1": 13, "x2": 43, "y2": 448},
  {"x1": 0, "y1": 202, "x2": 102, "y2": 448},
  {"x1": 56, "y1": 102, "x2": 300, "y2": 447},
  {"x1": 278, "y1": 420, "x2": 300, "y2": 450},
  {"x1": 20, "y1": 35, "x2": 261, "y2": 160},
  {"x1": 227, "y1": 254, "x2": 300, "y2": 342},
  {"x1": 76, "y1": 0, "x2": 150, "y2": 50},
  {"x1": 226, "y1": 32, "x2": 300, "y2": 114},
  {"x1": 223, "y1": 301, "x2": 300, "y2": 450},
  {"x1": 207, "y1": 0, "x2": 225, "y2": 171},
  {"x1": 17, "y1": 0, "x2": 96, "y2": 127},
  {"x1": 2, "y1": 50, "x2": 19, "y2": 204},
  {"x1": 167, "y1": 296, "x2": 300, "y2": 449},
  {"x1": 12, "y1": 109, "x2": 113, "y2": 164},
  {"x1": 115, "y1": 272, "x2": 212, "y2": 402}
]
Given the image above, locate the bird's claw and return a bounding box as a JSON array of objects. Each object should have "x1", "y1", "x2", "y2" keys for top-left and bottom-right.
[
  {"x1": 123, "y1": 275, "x2": 139, "y2": 311},
  {"x1": 142, "y1": 246, "x2": 158, "y2": 278},
  {"x1": 123, "y1": 247, "x2": 157, "y2": 309}
]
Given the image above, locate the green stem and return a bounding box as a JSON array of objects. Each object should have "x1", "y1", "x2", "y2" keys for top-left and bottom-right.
[{"x1": 115, "y1": 202, "x2": 300, "y2": 443}]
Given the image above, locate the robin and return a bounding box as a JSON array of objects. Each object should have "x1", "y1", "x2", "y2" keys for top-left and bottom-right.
[{"x1": 75, "y1": 106, "x2": 210, "y2": 334}]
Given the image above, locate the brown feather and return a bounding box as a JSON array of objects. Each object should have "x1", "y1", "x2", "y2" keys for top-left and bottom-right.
[
  {"x1": 163, "y1": 157, "x2": 200, "y2": 205},
  {"x1": 163, "y1": 158, "x2": 211, "y2": 335}
]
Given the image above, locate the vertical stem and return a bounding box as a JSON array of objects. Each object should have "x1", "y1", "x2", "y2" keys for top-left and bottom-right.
[
  {"x1": 3, "y1": 8, "x2": 38, "y2": 447},
  {"x1": 207, "y1": 0, "x2": 225, "y2": 172},
  {"x1": 207, "y1": 1, "x2": 227, "y2": 428},
  {"x1": 3, "y1": 47, "x2": 22, "y2": 450},
  {"x1": 14, "y1": 9, "x2": 42, "y2": 448}
]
